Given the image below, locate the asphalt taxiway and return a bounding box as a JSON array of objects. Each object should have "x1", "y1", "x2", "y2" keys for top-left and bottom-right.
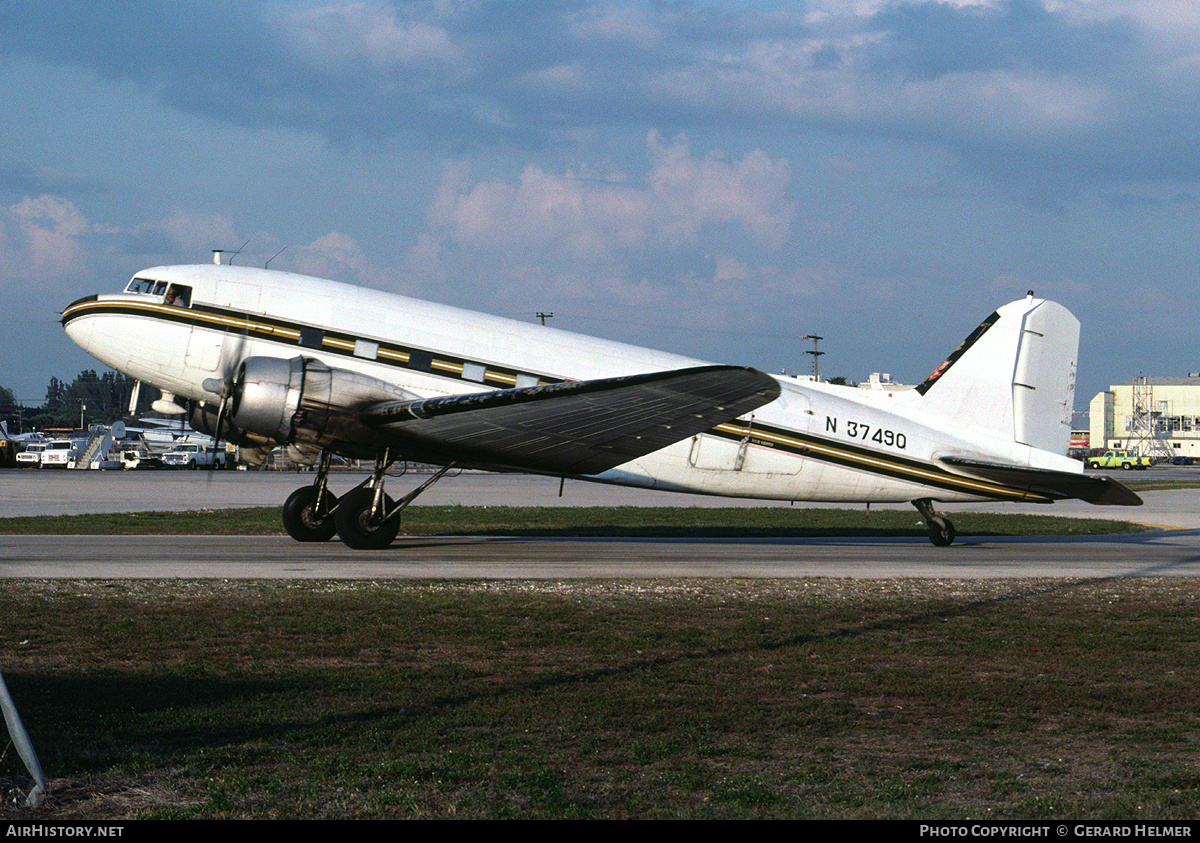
[
  {"x1": 1, "y1": 468, "x2": 1196, "y2": 579},
  {"x1": 3, "y1": 531, "x2": 1200, "y2": 580}
]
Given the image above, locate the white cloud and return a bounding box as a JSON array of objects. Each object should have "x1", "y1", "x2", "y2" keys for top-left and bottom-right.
[
  {"x1": 160, "y1": 210, "x2": 240, "y2": 255},
  {"x1": 568, "y1": 4, "x2": 664, "y2": 48},
  {"x1": 289, "y1": 230, "x2": 394, "y2": 291},
  {"x1": 430, "y1": 131, "x2": 793, "y2": 261},
  {"x1": 283, "y1": 1, "x2": 459, "y2": 71},
  {"x1": 1, "y1": 195, "x2": 92, "y2": 282}
]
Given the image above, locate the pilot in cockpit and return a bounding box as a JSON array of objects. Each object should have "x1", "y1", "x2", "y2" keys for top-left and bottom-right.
[{"x1": 165, "y1": 285, "x2": 190, "y2": 307}]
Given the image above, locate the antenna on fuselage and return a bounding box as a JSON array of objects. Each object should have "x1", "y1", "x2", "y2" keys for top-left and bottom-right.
[
  {"x1": 265, "y1": 246, "x2": 287, "y2": 268},
  {"x1": 225, "y1": 239, "x2": 251, "y2": 265},
  {"x1": 212, "y1": 250, "x2": 224, "y2": 265}
]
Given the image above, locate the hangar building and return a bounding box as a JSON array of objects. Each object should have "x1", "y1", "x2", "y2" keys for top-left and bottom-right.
[{"x1": 1089, "y1": 375, "x2": 1200, "y2": 461}]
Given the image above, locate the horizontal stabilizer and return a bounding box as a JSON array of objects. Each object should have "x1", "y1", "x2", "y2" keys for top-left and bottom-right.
[
  {"x1": 362, "y1": 365, "x2": 781, "y2": 475},
  {"x1": 942, "y1": 457, "x2": 1143, "y2": 506}
]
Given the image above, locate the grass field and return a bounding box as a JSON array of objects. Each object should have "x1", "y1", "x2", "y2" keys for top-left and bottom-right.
[
  {"x1": 2, "y1": 577, "x2": 1199, "y2": 820},
  {"x1": 0, "y1": 504, "x2": 1149, "y2": 538},
  {"x1": 0, "y1": 507, "x2": 1192, "y2": 820}
]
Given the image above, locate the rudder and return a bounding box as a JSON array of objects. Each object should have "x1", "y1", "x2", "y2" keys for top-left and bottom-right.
[{"x1": 917, "y1": 295, "x2": 1079, "y2": 456}]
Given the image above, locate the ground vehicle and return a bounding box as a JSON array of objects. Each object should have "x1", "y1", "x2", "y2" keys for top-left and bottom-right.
[
  {"x1": 39, "y1": 439, "x2": 83, "y2": 468},
  {"x1": 15, "y1": 442, "x2": 46, "y2": 467},
  {"x1": 161, "y1": 443, "x2": 227, "y2": 469},
  {"x1": 1086, "y1": 450, "x2": 1151, "y2": 470},
  {"x1": 120, "y1": 448, "x2": 164, "y2": 469}
]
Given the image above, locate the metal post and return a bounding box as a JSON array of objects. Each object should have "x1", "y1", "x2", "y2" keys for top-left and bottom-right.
[{"x1": 0, "y1": 670, "x2": 47, "y2": 807}]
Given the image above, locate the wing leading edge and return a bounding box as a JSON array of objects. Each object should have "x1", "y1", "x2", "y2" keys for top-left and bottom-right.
[{"x1": 361, "y1": 365, "x2": 781, "y2": 475}]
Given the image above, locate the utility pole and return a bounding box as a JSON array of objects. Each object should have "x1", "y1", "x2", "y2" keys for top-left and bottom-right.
[
  {"x1": 802, "y1": 334, "x2": 824, "y2": 382},
  {"x1": 536, "y1": 312, "x2": 553, "y2": 326}
]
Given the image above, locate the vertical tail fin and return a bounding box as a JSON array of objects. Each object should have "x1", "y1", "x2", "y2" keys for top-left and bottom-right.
[{"x1": 917, "y1": 295, "x2": 1079, "y2": 455}]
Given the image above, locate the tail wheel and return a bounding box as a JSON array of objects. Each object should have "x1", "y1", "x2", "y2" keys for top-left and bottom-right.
[
  {"x1": 928, "y1": 519, "x2": 956, "y2": 547},
  {"x1": 335, "y1": 486, "x2": 400, "y2": 550},
  {"x1": 282, "y1": 486, "x2": 339, "y2": 542}
]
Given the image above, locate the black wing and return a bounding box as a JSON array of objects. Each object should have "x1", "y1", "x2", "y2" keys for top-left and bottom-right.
[{"x1": 361, "y1": 365, "x2": 781, "y2": 474}]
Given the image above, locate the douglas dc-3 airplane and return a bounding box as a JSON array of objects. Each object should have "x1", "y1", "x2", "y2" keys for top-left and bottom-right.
[{"x1": 62, "y1": 259, "x2": 1140, "y2": 548}]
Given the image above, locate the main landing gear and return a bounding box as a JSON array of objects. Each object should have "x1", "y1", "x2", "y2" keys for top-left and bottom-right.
[
  {"x1": 281, "y1": 449, "x2": 455, "y2": 550},
  {"x1": 912, "y1": 498, "x2": 956, "y2": 547},
  {"x1": 282, "y1": 451, "x2": 339, "y2": 542}
]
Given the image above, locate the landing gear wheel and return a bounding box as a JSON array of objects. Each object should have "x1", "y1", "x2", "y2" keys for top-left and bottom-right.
[
  {"x1": 913, "y1": 498, "x2": 956, "y2": 547},
  {"x1": 335, "y1": 486, "x2": 399, "y2": 550},
  {"x1": 928, "y1": 519, "x2": 956, "y2": 547},
  {"x1": 282, "y1": 486, "x2": 339, "y2": 542}
]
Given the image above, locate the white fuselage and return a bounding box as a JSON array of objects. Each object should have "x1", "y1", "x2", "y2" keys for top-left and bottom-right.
[{"x1": 62, "y1": 264, "x2": 1079, "y2": 504}]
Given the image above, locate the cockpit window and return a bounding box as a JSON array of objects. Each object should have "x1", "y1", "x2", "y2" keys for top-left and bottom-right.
[
  {"x1": 126, "y1": 277, "x2": 157, "y2": 294},
  {"x1": 125, "y1": 277, "x2": 191, "y2": 306}
]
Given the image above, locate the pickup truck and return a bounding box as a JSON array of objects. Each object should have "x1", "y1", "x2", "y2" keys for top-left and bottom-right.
[
  {"x1": 162, "y1": 443, "x2": 227, "y2": 470},
  {"x1": 1085, "y1": 450, "x2": 1151, "y2": 471}
]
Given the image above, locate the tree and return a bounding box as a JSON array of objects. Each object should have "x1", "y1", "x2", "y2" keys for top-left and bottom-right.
[
  {"x1": 0, "y1": 385, "x2": 18, "y2": 433},
  {"x1": 36, "y1": 369, "x2": 147, "y2": 427},
  {"x1": 45, "y1": 376, "x2": 65, "y2": 409}
]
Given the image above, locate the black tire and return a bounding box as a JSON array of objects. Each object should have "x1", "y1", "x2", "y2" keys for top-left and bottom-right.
[
  {"x1": 188, "y1": 459, "x2": 197, "y2": 470},
  {"x1": 1122, "y1": 462, "x2": 1132, "y2": 470},
  {"x1": 1087, "y1": 461, "x2": 1099, "y2": 470},
  {"x1": 928, "y1": 519, "x2": 955, "y2": 547},
  {"x1": 334, "y1": 486, "x2": 399, "y2": 550},
  {"x1": 282, "y1": 486, "x2": 339, "y2": 542}
]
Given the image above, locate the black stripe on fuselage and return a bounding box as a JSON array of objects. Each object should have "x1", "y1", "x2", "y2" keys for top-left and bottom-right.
[
  {"x1": 62, "y1": 295, "x2": 558, "y2": 391},
  {"x1": 62, "y1": 295, "x2": 1049, "y2": 502},
  {"x1": 700, "y1": 420, "x2": 1056, "y2": 503}
]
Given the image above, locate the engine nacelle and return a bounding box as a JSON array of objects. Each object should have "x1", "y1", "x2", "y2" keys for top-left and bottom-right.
[
  {"x1": 189, "y1": 400, "x2": 276, "y2": 448},
  {"x1": 228, "y1": 356, "x2": 417, "y2": 457}
]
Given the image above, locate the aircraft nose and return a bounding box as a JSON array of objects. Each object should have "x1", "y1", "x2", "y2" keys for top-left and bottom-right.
[{"x1": 61, "y1": 294, "x2": 99, "y2": 353}]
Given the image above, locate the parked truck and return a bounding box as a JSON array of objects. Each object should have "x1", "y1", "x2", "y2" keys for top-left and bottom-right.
[
  {"x1": 1085, "y1": 449, "x2": 1152, "y2": 471},
  {"x1": 161, "y1": 443, "x2": 228, "y2": 470}
]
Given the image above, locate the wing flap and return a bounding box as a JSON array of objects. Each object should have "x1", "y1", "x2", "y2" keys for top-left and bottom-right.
[
  {"x1": 362, "y1": 365, "x2": 781, "y2": 474},
  {"x1": 942, "y1": 457, "x2": 1143, "y2": 506}
]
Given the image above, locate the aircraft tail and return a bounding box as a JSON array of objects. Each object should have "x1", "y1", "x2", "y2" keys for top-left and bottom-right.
[{"x1": 916, "y1": 294, "x2": 1079, "y2": 456}]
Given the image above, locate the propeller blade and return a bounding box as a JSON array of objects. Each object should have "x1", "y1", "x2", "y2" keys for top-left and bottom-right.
[{"x1": 207, "y1": 318, "x2": 249, "y2": 474}]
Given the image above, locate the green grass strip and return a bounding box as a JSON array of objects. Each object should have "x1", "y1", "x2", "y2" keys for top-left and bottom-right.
[{"x1": 0, "y1": 505, "x2": 1147, "y2": 537}]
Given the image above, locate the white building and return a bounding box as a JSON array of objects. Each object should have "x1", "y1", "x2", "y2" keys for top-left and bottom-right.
[{"x1": 1089, "y1": 375, "x2": 1200, "y2": 460}]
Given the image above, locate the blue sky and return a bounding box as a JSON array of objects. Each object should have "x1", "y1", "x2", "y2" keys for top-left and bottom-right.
[{"x1": 1, "y1": 0, "x2": 1196, "y2": 418}]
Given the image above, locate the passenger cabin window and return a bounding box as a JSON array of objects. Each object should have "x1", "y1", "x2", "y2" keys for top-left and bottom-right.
[{"x1": 124, "y1": 278, "x2": 191, "y2": 307}]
